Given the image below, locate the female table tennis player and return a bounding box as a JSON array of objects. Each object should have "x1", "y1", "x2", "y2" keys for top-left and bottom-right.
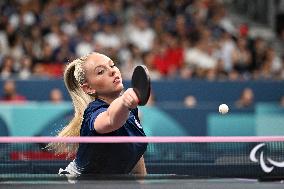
[{"x1": 50, "y1": 52, "x2": 147, "y2": 175}]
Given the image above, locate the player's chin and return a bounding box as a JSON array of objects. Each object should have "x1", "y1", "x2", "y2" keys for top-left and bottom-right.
[{"x1": 113, "y1": 83, "x2": 124, "y2": 92}]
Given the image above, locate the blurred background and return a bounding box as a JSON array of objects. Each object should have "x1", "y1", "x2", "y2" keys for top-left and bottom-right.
[{"x1": 0, "y1": 0, "x2": 284, "y2": 137}]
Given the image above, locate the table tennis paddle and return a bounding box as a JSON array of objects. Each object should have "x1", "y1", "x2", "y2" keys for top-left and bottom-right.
[{"x1": 131, "y1": 65, "x2": 151, "y2": 106}]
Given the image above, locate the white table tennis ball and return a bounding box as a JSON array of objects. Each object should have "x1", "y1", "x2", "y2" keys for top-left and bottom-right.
[{"x1": 219, "y1": 104, "x2": 229, "y2": 114}]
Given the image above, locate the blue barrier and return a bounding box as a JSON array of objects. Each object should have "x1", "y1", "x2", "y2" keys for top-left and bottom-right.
[
  {"x1": 1, "y1": 79, "x2": 284, "y2": 102},
  {"x1": 0, "y1": 116, "x2": 9, "y2": 136},
  {"x1": 0, "y1": 102, "x2": 72, "y2": 136},
  {"x1": 207, "y1": 113, "x2": 255, "y2": 136},
  {"x1": 139, "y1": 106, "x2": 188, "y2": 136},
  {"x1": 0, "y1": 78, "x2": 284, "y2": 136},
  {"x1": 1, "y1": 102, "x2": 283, "y2": 136}
]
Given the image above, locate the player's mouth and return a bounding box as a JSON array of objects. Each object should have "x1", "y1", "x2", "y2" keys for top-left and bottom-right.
[{"x1": 113, "y1": 76, "x2": 120, "y2": 84}]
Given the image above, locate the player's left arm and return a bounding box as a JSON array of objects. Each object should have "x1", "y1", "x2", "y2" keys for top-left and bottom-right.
[{"x1": 131, "y1": 156, "x2": 147, "y2": 175}]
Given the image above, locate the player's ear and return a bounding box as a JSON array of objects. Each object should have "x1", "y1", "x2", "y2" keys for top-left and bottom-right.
[{"x1": 81, "y1": 83, "x2": 96, "y2": 95}]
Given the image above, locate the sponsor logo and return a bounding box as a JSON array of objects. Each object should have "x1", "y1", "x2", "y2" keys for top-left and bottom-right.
[
  {"x1": 131, "y1": 115, "x2": 142, "y2": 129},
  {"x1": 249, "y1": 143, "x2": 284, "y2": 173},
  {"x1": 134, "y1": 118, "x2": 142, "y2": 129}
]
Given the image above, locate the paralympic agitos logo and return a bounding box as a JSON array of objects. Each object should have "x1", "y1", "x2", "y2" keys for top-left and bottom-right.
[{"x1": 249, "y1": 143, "x2": 284, "y2": 173}]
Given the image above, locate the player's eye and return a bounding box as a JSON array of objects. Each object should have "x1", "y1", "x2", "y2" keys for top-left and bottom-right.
[{"x1": 96, "y1": 69, "x2": 105, "y2": 75}]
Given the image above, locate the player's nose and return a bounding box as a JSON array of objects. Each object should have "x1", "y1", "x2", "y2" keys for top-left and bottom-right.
[{"x1": 109, "y1": 67, "x2": 116, "y2": 76}]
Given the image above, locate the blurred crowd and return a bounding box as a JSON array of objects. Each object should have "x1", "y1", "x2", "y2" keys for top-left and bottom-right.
[{"x1": 0, "y1": 0, "x2": 283, "y2": 81}]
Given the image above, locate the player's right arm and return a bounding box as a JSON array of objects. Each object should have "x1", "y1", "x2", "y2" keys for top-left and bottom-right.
[{"x1": 93, "y1": 88, "x2": 139, "y2": 134}]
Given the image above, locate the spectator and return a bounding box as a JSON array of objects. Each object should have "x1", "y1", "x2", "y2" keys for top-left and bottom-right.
[
  {"x1": 260, "y1": 47, "x2": 282, "y2": 79},
  {"x1": 184, "y1": 95, "x2": 197, "y2": 108},
  {"x1": 280, "y1": 56, "x2": 284, "y2": 80},
  {"x1": 0, "y1": 43, "x2": 4, "y2": 64},
  {"x1": 142, "y1": 51, "x2": 161, "y2": 81},
  {"x1": 75, "y1": 29, "x2": 94, "y2": 57},
  {"x1": 125, "y1": 14, "x2": 155, "y2": 53},
  {"x1": 0, "y1": 56, "x2": 17, "y2": 78},
  {"x1": 44, "y1": 23, "x2": 61, "y2": 51},
  {"x1": 0, "y1": 80, "x2": 27, "y2": 102},
  {"x1": 250, "y1": 37, "x2": 267, "y2": 72},
  {"x1": 232, "y1": 37, "x2": 252, "y2": 75},
  {"x1": 158, "y1": 32, "x2": 184, "y2": 77},
  {"x1": 35, "y1": 42, "x2": 56, "y2": 64},
  {"x1": 18, "y1": 56, "x2": 33, "y2": 79},
  {"x1": 152, "y1": 33, "x2": 184, "y2": 77},
  {"x1": 184, "y1": 28, "x2": 217, "y2": 78},
  {"x1": 219, "y1": 30, "x2": 235, "y2": 73},
  {"x1": 9, "y1": 35, "x2": 24, "y2": 66},
  {"x1": 94, "y1": 23, "x2": 121, "y2": 51},
  {"x1": 119, "y1": 43, "x2": 143, "y2": 80},
  {"x1": 0, "y1": 29, "x2": 9, "y2": 56},
  {"x1": 54, "y1": 33, "x2": 75, "y2": 63},
  {"x1": 235, "y1": 88, "x2": 254, "y2": 108},
  {"x1": 0, "y1": 1, "x2": 282, "y2": 81},
  {"x1": 49, "y1": 88, "x2": 63, "y2": 104}
]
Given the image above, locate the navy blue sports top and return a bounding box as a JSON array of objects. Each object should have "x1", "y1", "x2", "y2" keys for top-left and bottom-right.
[{"x1": 74, "y1": 99, "x2": 148, "y2": 174}]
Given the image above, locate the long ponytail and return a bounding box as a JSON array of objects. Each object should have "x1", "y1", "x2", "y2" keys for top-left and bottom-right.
[{"x1": 48, "y1": 54, "x2": 95, "y2": 156}]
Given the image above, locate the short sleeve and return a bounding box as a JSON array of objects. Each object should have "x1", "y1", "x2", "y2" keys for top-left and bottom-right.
[{"x1": 88, "y1": 107, "x2": 108, "y2": 132}]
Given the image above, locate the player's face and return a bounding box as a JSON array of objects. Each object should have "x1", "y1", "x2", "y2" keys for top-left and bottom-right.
[{"x1": 82, "y1": 53, "x2": 124, "y2": 99}]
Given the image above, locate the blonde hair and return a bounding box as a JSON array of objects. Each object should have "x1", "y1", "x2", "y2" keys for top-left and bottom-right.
[{"x1": 48, "y1": 53, "x2": 96, "y2": 156}]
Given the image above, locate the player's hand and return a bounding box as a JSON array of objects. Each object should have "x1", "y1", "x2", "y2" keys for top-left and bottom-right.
[{"x1": 121, "y1": 88, "x2": 139, "y2": 109}]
